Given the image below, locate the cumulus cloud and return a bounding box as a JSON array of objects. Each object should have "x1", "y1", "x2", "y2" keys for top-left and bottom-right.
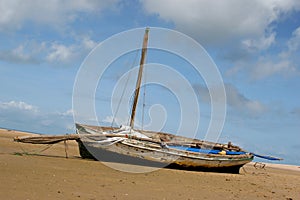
[
  {"x1": 287, "y1": 26, "x2": 300, "y2": 52},
  {"x1": 46, "y1": 43, "x2": 75, "y2": 63},
  {"x1": 142, "y1": 0, "x2": 300, "y2": 48},
  {"x1": 228, "y1": 25, "x2": 300, "y2": 80},
  {"x1": 145, "y1": 1, "x2": 300, "y2": 80},
  {"x1": 251, "y1": 58, "x2": 297, "y2": 80},
  {"x1": 0, "y1": 35, "x2": 97, "y2": 64},
  {"x1": 0, "y1": 0, "x2": 119, "y2": 32},
  {"x1": 242, "y1": 32, "x2": 276, "y2": 51},
  {"x1": 81, "y1": 36, "x2": 98, "y2": 50},
  {"x1": 0, "y1": 0, "x2": 110, "y2": 64},
  {"x1": 0, "y1": 42, "x2": 45, "y2": 64},
  {"x1": 46, "y1": 36, "x2": 97, "y2": 63},
  {"x1": 59, "y1": 109, "x2": 74, "y2": 117},
  {"x1": 0, "y1": 101, "x2": 38, "y2": 113},
  {"x1": 280, "y1": 26, "x2": 300, "y2": 58},
  {"x1": 0, "y1": 100, "x2": 74, "y2": 134}
]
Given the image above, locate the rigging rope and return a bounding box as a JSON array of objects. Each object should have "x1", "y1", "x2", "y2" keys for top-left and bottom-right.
[
  {"x1": 17, "y1": 141, "x2": 54, "y2": 155},
  {"x1": 111, "y1": 50, "x2": 139, "y2": 127}
]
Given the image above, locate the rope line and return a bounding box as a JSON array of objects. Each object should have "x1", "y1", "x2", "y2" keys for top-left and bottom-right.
[{"x1": 111, "y1": 50, "x2": 139, "y2": 127}]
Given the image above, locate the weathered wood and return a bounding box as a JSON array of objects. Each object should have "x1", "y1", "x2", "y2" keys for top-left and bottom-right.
[
  {"x1": 13, "y1": 134, "x2": 81, "y2": 144},
  {"x1": 64, "y1": 140, "x2": 68, "y2": 158},
  {"x1": 130, "y1": 28, "x2": 149, "y2": 128},
  {"x1": 13, "y1": 133, "x2": 159, "y2": 145},
  {"x1": 13, "y1": 133, "x2": 240, "y2": 152}
]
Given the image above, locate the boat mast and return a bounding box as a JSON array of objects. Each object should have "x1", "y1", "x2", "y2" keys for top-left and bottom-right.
[{"x1": 129, "y1": 28, "x2": 149, "y2": 128}]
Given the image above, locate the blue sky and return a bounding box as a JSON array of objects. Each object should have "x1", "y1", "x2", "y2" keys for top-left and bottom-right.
[{"x1": 0, "y1": 0, "x2": 299, "y2": 165}]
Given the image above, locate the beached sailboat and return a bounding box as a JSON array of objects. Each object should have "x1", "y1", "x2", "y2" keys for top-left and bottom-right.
[
  {"x1": 74, "y1": 28, "x2": 255, "y2": 173},
  {"x1": 14, "y1": 28, "x2": 282, "y2": 173}
]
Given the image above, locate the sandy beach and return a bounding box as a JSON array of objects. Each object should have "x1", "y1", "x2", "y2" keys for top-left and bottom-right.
[{"x1": 0, "y1": 128, "x2": 299, "y2": 200}]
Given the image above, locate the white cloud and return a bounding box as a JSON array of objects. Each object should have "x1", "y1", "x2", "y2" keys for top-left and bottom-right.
[
  {"x1": 60, "y1": 109, "x2": 74, "y2": 117},
  {"x1": 142, "y1": 0, "x2": 300, "y2": 47},
  {"x1": 0, "y1": 35, "x2": 98, "y2": 64},
  {"x1": 46, "y1": 43, "x2": 75, "y2": 63},
  {"x1": 242, "y1": 32, "x2": 276, "y2": 51},
  {"x1": 227, "y1": 25, "x2": 300, "y2": 80},
  {"x1": 0, "y1": 100, "x2": 74, "y2": 133},
  {"x1": 151, "y1": 1, "x2": 300, "y2": 80},
  {"x1": 0, "y1": 43, "x2": 45, "y2": 64},
  {"x1": 46, "y1": 36, "x2": 98, "y2": 63},
  {"x1": 81, "y1": 36, "x2": 98, "y2": 50},
  {"x1": 244, "y1": 100, "x2": 266, "y2": 114},
  {"x1": 288, "y1": 27, "x2": 300, "y2": 51},
  {"x1": 0, "y1": 0, "x2": 119, "y2": 32},
  {"x1": 0, "y1": 101, "x2": 39, "y2": 113},
  {"x1": 251, "y1": 58, "x2": 297, "y2": 80}
]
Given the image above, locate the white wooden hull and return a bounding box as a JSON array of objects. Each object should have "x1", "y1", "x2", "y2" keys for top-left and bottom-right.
[{"x1": 76, "y1": 124, "x2": 253, "y2": 172}]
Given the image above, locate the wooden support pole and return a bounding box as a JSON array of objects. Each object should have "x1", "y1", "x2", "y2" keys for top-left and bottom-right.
[{"x1": 64, "y1": 140, "x2": 68, "y2": 158}]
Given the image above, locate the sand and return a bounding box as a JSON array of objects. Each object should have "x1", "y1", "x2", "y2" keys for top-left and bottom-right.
[{"x1": 0, "y1": 128, "x2": 299, "y2": 200}]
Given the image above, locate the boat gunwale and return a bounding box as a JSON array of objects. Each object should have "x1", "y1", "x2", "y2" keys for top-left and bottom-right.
[
  {"x1": 77, "y1": 124, "x2": 243, "y2": 150},
  {"x1": 119, "y1": 139, "x2": 253, "y2": 161}
]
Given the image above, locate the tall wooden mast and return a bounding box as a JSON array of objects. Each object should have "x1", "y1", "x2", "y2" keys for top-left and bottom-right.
[{"x1": 129, "y1": 28, "x2": 149, "y2": 128}]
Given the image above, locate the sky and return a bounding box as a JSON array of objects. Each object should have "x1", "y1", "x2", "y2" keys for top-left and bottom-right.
[{"x1": 0, "y1": 0, "x2": 299, "y2": 165}]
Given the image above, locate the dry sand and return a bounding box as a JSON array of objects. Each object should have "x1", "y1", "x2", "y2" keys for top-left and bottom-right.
[{"x1": 0, "y1": 128, "x2": 299, "y2": 200}]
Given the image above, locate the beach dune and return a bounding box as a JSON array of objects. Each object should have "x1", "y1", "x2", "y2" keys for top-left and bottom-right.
[{"x1": 0, "y1": 128, "x2": 299, "y2": 200}]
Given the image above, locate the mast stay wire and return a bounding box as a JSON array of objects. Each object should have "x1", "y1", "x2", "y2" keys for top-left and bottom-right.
[{"x1": 111, "y1": 50, "x2": 139, "y2": 128}]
